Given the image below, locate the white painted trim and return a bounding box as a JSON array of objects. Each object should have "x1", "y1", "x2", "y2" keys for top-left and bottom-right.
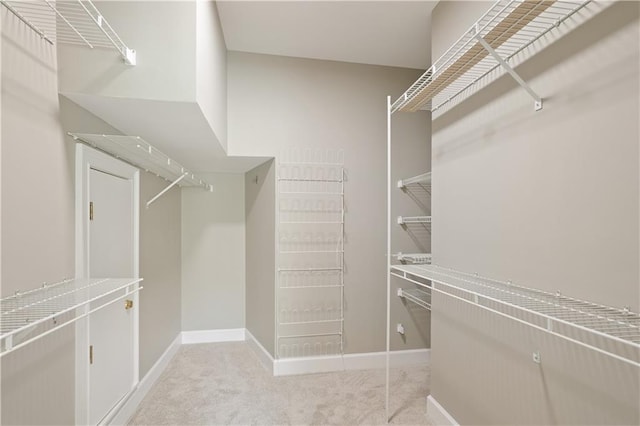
[
  {"x1": 426, "y1": 395, "x2": 459, "y2": 426},
  {"x1": 181, "y1": 328, "x2": 246, "y2": 344},
  {"x1": 274, "y1": 349, "x2": 430, "y2": 376},
  {"x1": 107, "y1": 334, "x2": 182, "y2": 426},
  {"x1": 245, "y1": 330, "x2": 275, "y2": 374},
  {"x1": 75, "y1": 143, "x2": 141, "y2": 426}
]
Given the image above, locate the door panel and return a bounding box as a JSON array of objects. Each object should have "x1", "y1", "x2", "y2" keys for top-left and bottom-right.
[
  {"x1": 89, "y1": 169, "x2": 133, "y2": 278},
  {"x1": 88, "y1": 168, "x2": 134, "y2": 425}
]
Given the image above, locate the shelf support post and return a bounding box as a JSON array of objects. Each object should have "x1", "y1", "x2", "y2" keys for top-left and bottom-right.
[
  {"x1": 146, "y1": 173, "x2": 187, "y2": 208},
  {"x1": 474, "y1": 34, "x2": 543, "y2": 111}
]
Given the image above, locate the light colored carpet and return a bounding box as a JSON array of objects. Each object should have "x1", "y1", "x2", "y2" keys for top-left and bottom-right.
[{"x1": 129, "y1": 342, "x2": 432, "y2": 425}]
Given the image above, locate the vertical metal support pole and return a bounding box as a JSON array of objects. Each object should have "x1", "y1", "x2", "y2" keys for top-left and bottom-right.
[
  {"x1": 340, "y1": 167, "x2": 345, "y2": 354},
  {"x1": 274, "y1": 159, "x2": 280, "y2": 359},
  {"x1": 385, "y1": 96, "x2": 392, "y2": 422}
]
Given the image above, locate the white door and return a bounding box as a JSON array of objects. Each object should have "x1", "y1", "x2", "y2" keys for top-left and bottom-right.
[{"x1": 88, "y1": 168, "x2": 134, "y2": 425}]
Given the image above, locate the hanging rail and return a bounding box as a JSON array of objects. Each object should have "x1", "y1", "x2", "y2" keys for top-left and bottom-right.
[
  {"x1": 390, "y1": 264, "x2": 640, "y2": 368},
  {"x1": 391, "y1": 0, "x2": 594, "y2": 114},
  {"x1": 1, "y1": 0, "x2": 136, "y2": 64},
  {"x1": 70, "y1": 133, "x2": 213, "y2": 207}
]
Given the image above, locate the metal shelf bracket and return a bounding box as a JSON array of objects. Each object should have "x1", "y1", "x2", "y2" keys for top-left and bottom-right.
[
  {"x1": 472, "y1": 27, "x2": 543, "y2": 111},
  {"x1": 146, "y1": 172, "x2": 187, "y2": 209}
]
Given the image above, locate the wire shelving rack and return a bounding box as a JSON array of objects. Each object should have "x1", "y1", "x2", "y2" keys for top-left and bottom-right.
[
  {"x1": 1, "y1": 0, "x2": 136, "y2": 64},
  {"x1": 391, "y1": 264, "x2": 640, "y2": 368},
  {"x1": 0, "y1": 278, "x2": 142, "y2": 357},
  {"x1": 391, "y1": 0, "x2": 592, "y2": 115},
  {"x1": 385, "y1": 0, "x2": 612, "y2": 421},
  {"x1": 70, "y1": 133, "x2": 213, "y2": 207},
  {"x1": 276, "y1": 149, "x2": 345, "y2": 359}
]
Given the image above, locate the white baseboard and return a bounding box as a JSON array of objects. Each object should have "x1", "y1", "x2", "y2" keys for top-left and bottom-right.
[
  {"x1": 274, "y1": 348, "x2": 430, "y2": 376},
  {"x1": 108, "y1": 333, "x2": 182, "y2": 425},
  {"x1": 245, "y1": 330, "x2": 275, "y2": 374},
  {"x1": 108, "y1": 330, "x2": 431, "y2": 424},
  {"x1": 426, "y1": 395, "x2": 459, "y2": 426},
  {"x1": 181, "y1": 328, "x2": 246, "y2": 344}
]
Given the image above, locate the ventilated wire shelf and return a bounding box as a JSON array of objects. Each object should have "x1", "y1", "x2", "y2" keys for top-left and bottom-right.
[
  {"x1": 391, "y1": 0, "x2": 592, "y2": 114},
  {"x1": 398, "y1": 288, "x2": 432, "y2": 311},
  {"x1": 0, "y1": 278, "x2": 142, "y2": 357},
  {"x1": 395, "y1": 253, "x2": 432, "y2": 265},
  {"x1": 390, "y1": 264, "x2": 640, "y2": 367},
  {"x1": 397, "y1": 215, "x2": 431, "y2": 225},
  {"x1": 70, "y1": 133, "x2": 212, "y2": 191},
  {"x1": 397, "y1": 172, "x2": 431, "y2": 188},
  {"x1": 276, "y1": 149, "x2": 345, "y2": 359},
  {"x1": 1, "y1": 0, "x2": 135, "y2": 63}
]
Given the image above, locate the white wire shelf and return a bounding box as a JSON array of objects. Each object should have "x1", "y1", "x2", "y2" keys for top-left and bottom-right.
[
  {"x1": 279, "y1": 318, "x2": 343, "y2": 326},
  {"x1": 390, "y1": 264, "x2": 640, "y2": 367},
  {"x1": 397, "y1": 172, "x2": 432, "y2": 188},
  {"x1": 279, "y1": 191, "x2": 344, "y2": 196},
  {"x1": 280, "y1": 284, "x2": 343, "y2": 290},
  {"x1": 70, "y1": 133, "x2": 213, "y2": 206},
  {"x1": 278, "y1": 332, "x2": 342, "y2": 340},
  {"x1": 391, "y1": 0, "x2": 591, "y2": 114},
  {"x1": 280, "y1": 221, "x2": 344, "y2": 225},
  {"x1": 1, "y1": 0, "x2": 136, "y2": 64},
  {"x1": 398, "y1": 287, "x2": 432, "y2": 311},
  {"x1": 1, "y1": 278, "x2": 142, "y2": 357},
  {"x1": 278, "y1": 177, "x2": 343, "y2": 183},
  {"x1": 397, "y1": 216, "x2": 432, "y2": 225},
  {"x1": 395, "y1": 253, "x2": 432, "y2": 265},
  {"x1": 280, "y1": 250, "x2": 344, "y2": 254},
  {"x1": 278, "y1": 267, "x2": 343, "y2": 273}
]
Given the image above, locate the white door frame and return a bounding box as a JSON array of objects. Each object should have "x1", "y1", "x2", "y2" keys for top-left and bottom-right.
[{"x1": 75, "y1": 143, "x2": 140, "y2": 425}]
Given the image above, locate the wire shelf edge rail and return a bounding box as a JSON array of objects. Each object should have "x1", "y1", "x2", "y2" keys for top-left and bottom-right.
[
  {"x1": 1, "y1": 0, "x2": 136, "y2": 64},
  {"x1": 70, "y1": 133, "x2": 214, "y2": 207},
  {"x1": 0, "y1": 277, "x2": 143, "y2": 357},
  {"x1": 390, "y1": 264, "x2": 640, "y2": 367},
  {"x1": 391, "y1": 0, "x2": 593, "y2": 114}
]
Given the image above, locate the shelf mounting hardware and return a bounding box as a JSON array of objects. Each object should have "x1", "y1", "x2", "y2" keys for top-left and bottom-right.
[
  {"x1": 146, "y1": 172, "x2": 187, "y2": 209},
  {"x1": 472, "y1": 25, "x2": 542, "y2": 111}
]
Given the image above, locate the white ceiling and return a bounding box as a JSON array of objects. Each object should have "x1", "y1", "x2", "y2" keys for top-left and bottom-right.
[{"x1": 217, "y1": 1, "x2": 437, "y2": 70}]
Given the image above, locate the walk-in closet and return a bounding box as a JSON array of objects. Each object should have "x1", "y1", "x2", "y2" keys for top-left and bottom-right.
[{"x1": 1, "y1": 0, "x2": 638, "y2": 425}]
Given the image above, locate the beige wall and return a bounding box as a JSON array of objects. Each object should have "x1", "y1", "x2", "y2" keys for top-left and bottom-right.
[
  {"x1": 139, "y1": 172, "x2": 182, "y2": 377},
  {"x1": 181, "y1": 173, "x2": 245, "y2": 331},
  {"x1": 1, "y1": 7, "x2": 184, "y2": 419},
  {"x1": 245, "y1": 160, "x2": 276, "y2": 356},
  {"x1": 229, "y1": 52, "x2": 430, "y2": 353},
  {"x1": 430, "y1": 2, "x2": 639, "y2": 424},
  {"x1": 60, "y1": 96, "x2": 183, "y2": 379},
  {"x1": 1, "y1": 8, "x2": 75, "y2": 424},
  {"x1": 196, "y1": 1, "x2": 228, "y2": 151},
  {"x1": 58, "y1": 1, "x2": 197, "y2": 103}
]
